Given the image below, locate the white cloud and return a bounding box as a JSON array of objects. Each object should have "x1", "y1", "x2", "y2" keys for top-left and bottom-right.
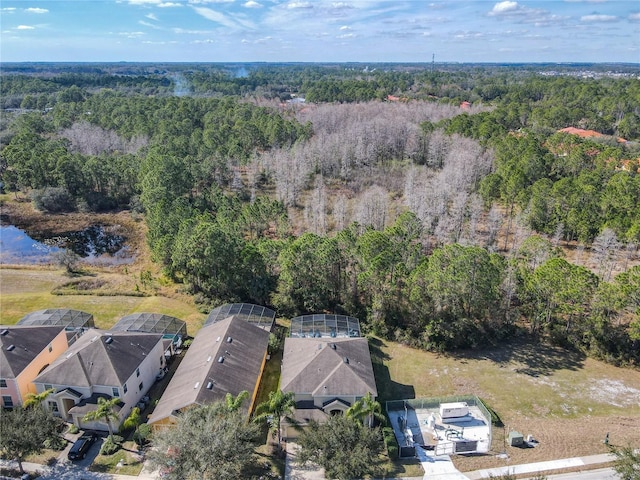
[
  {"x1": 193, "y1": 6, "x2": 238, "y2": 28},
  {"x1": 173, "y1": 27, "x2": 215, "y2": 34},
  {"x1": 581, "y1": 14, "x2": 617, "y2": 22},
  {"x1": 287, "y1": 2, "x2": 312, "y2": 9},
  {"x1": 189, "y1": 0, "x2": 234, "y2": 4},
  {"x1": 25, "y1": 7, "x2": 48, "y2": 14},
  {"x1": 16, "y1": 25, "x2": 35, "y2": 30},
  {"x1": 158, "y1": 3, "x2": 183, "y2": 7},
  {"x1": 490, "y1": 1, "x2": 519, "y2": 15},
  {"x1": 243, "y1": 1, "x2": 261, "y2": 7},
  {"x1": 337, "y1": 32, "x2": 355, "y2": 38},
  {"x1": 139, "y1": 20, "x2": 162, "y2": 28},
  {"x1": 1, "y1": 7, "x2": 16, "y2": 12},
  {"x1": 146, "y1": 13, "x2": 159, "y2": 20},
  {"x1": 119, "y1": 31, "x2": 145, "y2": 38},
  {"x1": 339, "y1": 25, "x2": 351, "y2": 30},
  {"x1": 629, "y1": 13, "x2": 640, "y2": 22}
]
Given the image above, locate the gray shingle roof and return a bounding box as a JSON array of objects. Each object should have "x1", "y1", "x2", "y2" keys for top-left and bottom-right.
[
  {"x1": 0, "y1": 325, "x2": 66, "y2": 378},
  {"x1": 34, "y1": 329, "x2": 163, "y2": 387},
  {"x1": 148, "y1": 315, "x2": 270, "y2": 424},
  {"x1": 281, "y1": 337, "x2": 377, "y2": 398}
]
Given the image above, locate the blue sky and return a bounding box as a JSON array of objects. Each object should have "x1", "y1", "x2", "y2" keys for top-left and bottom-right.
[{"x1": 1, "y1": 0, "x2": 639, "y2": 63}]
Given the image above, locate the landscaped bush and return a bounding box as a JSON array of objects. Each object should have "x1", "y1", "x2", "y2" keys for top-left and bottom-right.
[
  {"x1": 382, "y1": 426, "x2": 399, "y2": 460},
  {"x1": 67, "y1": 424, "x2": 79, "y2": 434},
  {"x1": 31, "y1": 187, "x2": 75, "y2": 213},
  {"x1": 133, "y1": 424, "x2": 151, "y2": 448},
  {"x1": 100, "y1": 435, "x2": 124, "y2": 455},
  {"x1": 44, "y1": 435, "x2": 67, "y2": 450}
]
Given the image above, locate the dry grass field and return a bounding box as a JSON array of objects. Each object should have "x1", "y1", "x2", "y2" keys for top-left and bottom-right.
[{"x1": 371, "y1": 337, "x2": 640, "y2": 473}]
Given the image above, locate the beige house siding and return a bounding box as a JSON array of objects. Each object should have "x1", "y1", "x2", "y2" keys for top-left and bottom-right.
[{"x1": 3, "y1": 329, "x2": 69, "y2": 407}]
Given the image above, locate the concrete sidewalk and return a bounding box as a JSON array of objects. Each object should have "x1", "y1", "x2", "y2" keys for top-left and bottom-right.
[{"x1": 464, "y1": 453, "x2": 616, "y2": 479}]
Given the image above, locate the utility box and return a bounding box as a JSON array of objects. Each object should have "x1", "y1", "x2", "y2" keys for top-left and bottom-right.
[
  {"x1": 509, "y1": 431, "x2": 524, "y2": 447},
  {"x1": 440, "y1": 402, "x2": 469, "y2": 420}
]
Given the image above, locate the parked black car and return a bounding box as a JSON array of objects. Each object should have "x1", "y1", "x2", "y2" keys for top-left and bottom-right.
[{"x1": 67, "y1": 433, "x2": 97, "y2": 461}]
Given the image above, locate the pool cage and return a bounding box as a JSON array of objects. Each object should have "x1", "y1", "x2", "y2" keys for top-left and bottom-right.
[
  {"x1": 18, "y1": 309, "x2": 95, "y2": 345},
  {"x1": 110, "y1": 312, "x2": 187, "y2": 345},
  {"x1": 289, "y1": 314, "x2": 361, "y2": 338},
  {"x1": 204, "y1": 303, "x2": 275, "y2": 331}
]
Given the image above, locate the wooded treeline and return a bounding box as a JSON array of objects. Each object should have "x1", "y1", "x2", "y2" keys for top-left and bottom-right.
[{"x1": 1, "y1": 64, "x2": 638, "y2": 364}]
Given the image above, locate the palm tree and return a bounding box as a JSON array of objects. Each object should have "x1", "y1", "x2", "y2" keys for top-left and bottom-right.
[
  {"x1": 346, "y1": 392, "x2": 385, "y2": 428},
  {"x1": 82, "y1": 396, "x2": 121, "y2": 439},
  {"x1": 23, "y1": 388, "x2": 55, "y2": 409},
  {"x1": 224, "y1": 390, "x2": 249, "y2": 412},
  {"x1": 253, "y1": 390, "x2": 296, "y2": 449}
]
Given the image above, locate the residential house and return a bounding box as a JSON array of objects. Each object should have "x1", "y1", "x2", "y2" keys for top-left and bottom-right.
[
  {"x1": 280, "y1": 336, "x2": 378, "y2": 439},
  {"x1": 33, "y1": 329, "x2": 166, "y2": 431},
  {"x1": 148, "y1": 314, "x2": 270, "y2": 429},
  {"x1": 0, "y1": 325, "x2": 69, "y2": 408}
]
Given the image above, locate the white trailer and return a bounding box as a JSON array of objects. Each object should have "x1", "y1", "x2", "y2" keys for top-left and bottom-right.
[{"x1": 439, "y1": 402, "x2": 469, "y2": 420}]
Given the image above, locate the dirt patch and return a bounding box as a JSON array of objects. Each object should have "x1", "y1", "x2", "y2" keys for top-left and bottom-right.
[{"x1": 453, "y1": 415, "x2": 640, "y2": 473}]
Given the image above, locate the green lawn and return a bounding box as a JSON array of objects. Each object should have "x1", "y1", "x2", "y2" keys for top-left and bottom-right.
[{"x1": 0, "y1": 267, "x2": 204, "y2": 331}]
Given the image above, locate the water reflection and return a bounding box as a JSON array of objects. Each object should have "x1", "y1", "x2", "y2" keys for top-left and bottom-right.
[
  {"x1": 0, "y1": 225, "x2": 60, "y2": 263},
  {"x1": 0, "y1": 225, "x2": 133, "y2": 265}
]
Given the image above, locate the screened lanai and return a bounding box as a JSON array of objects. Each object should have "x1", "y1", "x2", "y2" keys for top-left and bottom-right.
[
  {"x1": 18, "y1": 309, "x2": 94, "y2": 330},
  {"x1": 204, "y1": 303, "x2": 275, "y2": 332},
  {"x1": 289, "y1": 314, "x2": 361, "y2": 338},
  {"x1": 111, "y1": 313, "x2": 187, "y2": 343}
]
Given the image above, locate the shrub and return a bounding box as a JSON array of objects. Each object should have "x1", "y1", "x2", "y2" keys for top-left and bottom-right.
[
  {"x1": 100, "y1": 435, "x2": 124, "y2": 455},
  {"x1": 31, "y1": 187, "x2": 75, "y2": 213},
  {"x1": 44, "y1": 435, "x2": 67, "y2": 450},
  {"x1": 67, "y1": 424, "x2": 79, "y2": 434},
  {"x1": 133, "y1": 424, "x2": 151, "y2": 447},
  {"x1": 382, "y1": 426, "x2": 399, "y2": 460}
]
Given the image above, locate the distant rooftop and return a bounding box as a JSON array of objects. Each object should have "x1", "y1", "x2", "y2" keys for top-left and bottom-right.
[
  {"x1": 204, "y1": 303, "x2": 275, "y2": 332},
  {"x1": 289, "y1": 314, "x2": 361, "y2": 338}
]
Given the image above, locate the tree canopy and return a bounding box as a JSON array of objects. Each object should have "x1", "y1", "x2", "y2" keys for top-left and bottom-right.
[{"x1": 148, "y1": 402, "x2": 260, "y2": 480}]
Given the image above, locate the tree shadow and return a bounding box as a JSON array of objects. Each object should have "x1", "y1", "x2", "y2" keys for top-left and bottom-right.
[
  {"x1": 451, "y1": 336, "x2": 586, "y2": 377},
  {"x1": 369, "y1": 337, "x2": 415, "y2": 402}
]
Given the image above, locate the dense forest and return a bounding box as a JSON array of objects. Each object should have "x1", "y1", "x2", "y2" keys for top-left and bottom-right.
[{"x1": 1, "y1": 63, "x2": 639, "y2": 365}]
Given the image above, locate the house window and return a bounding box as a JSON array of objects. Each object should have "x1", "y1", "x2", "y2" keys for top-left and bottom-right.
[
  {"x1": 44, "y1": 384, "x2": 53, "y2": 391},
  {"x1": 136, "y1": 368, "x2": 140, "y2": 377},
  {"x1": 48, "y1": 344, "x2": 53, "y2": 353},
  {"x1": 123, "y1": 384, "x2": 128, "y2": 394},
  {"x1": 2, "y1": 396, "x2": 13, "y2": 408},
  {"x1": 112, "y1": 387, "x2": 119, "y2": 397},
  {"x1": 0, "y1": 379, "x2": 7, "y2": 388},
  {"x1": 138, "y1": 382, "x2": 143, "y2": 392},
  {"x1": 48, "y1": 401, "x2": 59, "y2": 413}
]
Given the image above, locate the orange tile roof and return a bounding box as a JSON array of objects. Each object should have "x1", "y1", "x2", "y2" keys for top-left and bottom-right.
[{"x1": 558, "y1": 127, "x2": 603, "y2": 138}]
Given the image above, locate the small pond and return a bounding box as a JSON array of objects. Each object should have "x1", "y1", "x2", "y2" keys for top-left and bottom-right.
[{"x1": 0, "y1": 225, "x2": 133, "y2": 265}]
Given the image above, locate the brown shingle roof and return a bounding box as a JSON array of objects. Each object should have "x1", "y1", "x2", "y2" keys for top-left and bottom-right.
[
  {"x1": 148, "y1": 315, "x2": 270, "y2": 424},
  {"x1": 281, "y1": 337, "x2": 377, "y2": 398},
  {"x1": 0, "y1": 325, "x2": 66, "y2": 378}
]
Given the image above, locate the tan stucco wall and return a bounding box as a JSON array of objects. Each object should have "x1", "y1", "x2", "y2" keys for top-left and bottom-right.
[{"x1": 15, "y1": 330, "x2": 69, "y2": 405}]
